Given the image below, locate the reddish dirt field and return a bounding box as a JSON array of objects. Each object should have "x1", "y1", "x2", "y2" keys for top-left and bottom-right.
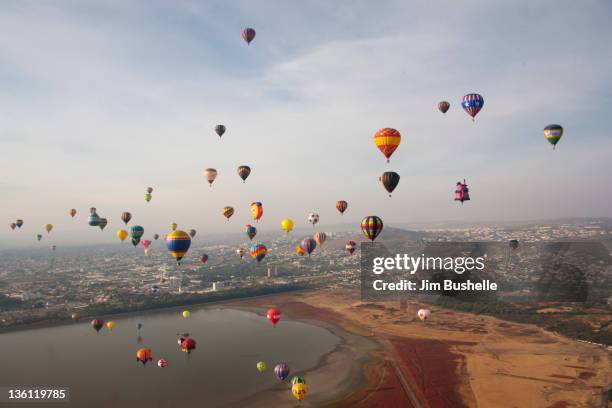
[
  {"x1": 330, "y1": 359, "x2": 415, "y2": 408},
  {"x1": 388, "y1": 337, "x2": 476, "y2": 408}
]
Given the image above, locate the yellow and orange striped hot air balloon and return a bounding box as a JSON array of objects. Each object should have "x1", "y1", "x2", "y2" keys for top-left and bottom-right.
[
  {"x1": 222, "y1": 206, "x2": 235, "y2": 221},
  {"x1": 373, "y1": 128, "x2": 401, "y2": 163}
]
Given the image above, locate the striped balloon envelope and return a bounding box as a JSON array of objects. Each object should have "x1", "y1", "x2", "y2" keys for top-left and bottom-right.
[
  {"x1": 461, "y1": 93, "x2": 484, "y2": 121},
  {"x1": 222, "y1": 206, "x2": 235, "y2": 221},
  {"x1": 301, "y1": 238, "x2": 317, "y2": 255},
  {"x1": 274, "y1": 363, "x2": 290, "y2": 380},
  {"x1": 249, "y1": 244, "x2": 267, "y2": 262},
  {"x1": 360, "y1": 216, "x2": 383, "y2": 242},
  {"x1": 165, "y1": 230, "x2": 191, "y2": 264},
  {"x1": 543, "y1": 124, "x2": 563, "y2": 149},
  {"x1": 373, "y1": 128, "x2": 401, "y2": 163},
  {"x1": 242, "y1": 27, "x2": 256, "y2": 45}
]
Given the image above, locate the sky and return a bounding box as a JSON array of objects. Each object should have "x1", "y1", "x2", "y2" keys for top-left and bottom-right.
[{"x1": 1, "y1": 0, "x2": 611, "y2": 247}]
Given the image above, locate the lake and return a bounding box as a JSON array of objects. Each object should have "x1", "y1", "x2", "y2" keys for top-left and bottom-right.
[{"x1": 0, "y1": 307, "x2": 339, "y2": 407}]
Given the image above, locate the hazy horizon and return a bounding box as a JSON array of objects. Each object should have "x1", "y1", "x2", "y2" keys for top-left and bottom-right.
[{"x1": 2, "y1": 1, "x2": 611, "y2": 247}]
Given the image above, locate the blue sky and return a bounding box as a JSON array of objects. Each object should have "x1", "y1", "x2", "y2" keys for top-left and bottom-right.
[{"x1": 1, "y1": 0, "x2": 611, "y2": 246}]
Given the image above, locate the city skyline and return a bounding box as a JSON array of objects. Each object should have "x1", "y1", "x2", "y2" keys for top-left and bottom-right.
[{"x1": 2, "y1": 0, "x2": 611, "y2": 247}]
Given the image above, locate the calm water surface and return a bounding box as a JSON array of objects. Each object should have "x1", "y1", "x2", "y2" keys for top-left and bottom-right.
[{"x1": 0, "y1": 307, "x2": 339, "y2": 407}]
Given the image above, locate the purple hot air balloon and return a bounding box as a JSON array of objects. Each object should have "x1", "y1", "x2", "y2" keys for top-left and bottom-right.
[
  {"x1": 301, "y1": 238, "x2": 317, "y2": 256},
  {"x1": 274, "y1": 363, "x2": 290, "y2": 381},
  {"x1": 242, "y1": 27, "x2": 256, "y2": 45}
]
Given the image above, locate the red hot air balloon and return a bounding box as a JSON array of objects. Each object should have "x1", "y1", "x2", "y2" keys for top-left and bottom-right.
[
  {"x1": 242, "y1": 27, "x2": 256, "y2": 45},
  {"x1": 199, "y1": 254, "x2": 209, "y2": 265},
  {"x1": 438, "y1": 101, "x2": 450, "y2": 114},
  {"x1": 345, "y1": 240, "x2": 357, "y2": 255},
  {"x1": 267, "y1": 308, "x2": 281, "y2": 326},
  {"x1": 336, "y1": 200, "x2": 348, "y2": 215},
  {"x1": 91, "y1": 319, "x2": 104, "y2": 333}
]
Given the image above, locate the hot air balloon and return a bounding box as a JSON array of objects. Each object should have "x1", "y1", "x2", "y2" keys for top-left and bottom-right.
[
  {"x1": 136, "y1": 348, "x2": 153, "y2": 365},
  {"x1": 166, "y1": 230, "x2": 191, "y2": 264},
  {"x1": 204, "y1": 168, "x2": 218, "y2": 187},
  {"x1": 417, "y1": 308, "x2": 431, "y2": 321},
  {"x1": 121, "y1": 212, "x2": 132, "y2": 225},
  {"x1": 236, "y1": 248, "x2": 245, "y2": 259},
  {"x1": 189, "y1": 229, "x2": 196, "y2": 238},
  {"x1": 199, "y1": 254, "x2": 208, "y2": 264},
  {"x1": 544, "y1": 124, "x2": 563, "y2": 149},
  {"x1": 88, "y1": 212, "x2": 100, "y2": 227},
  {"x1": 171, "y1": 223, "x2": 178, "y2": 231},
  {"x1": 153, "y1": 234, "x2": 159, "y2": 240},
  {"x1": 36, "y1": 234, "x2": 42, "y2": 241},
  {"x1": 380, "y1": 171, "x2": 400, "y2": 197},
  {"x1": 509, "y1": 239, "x2": 519, "y2": 250},
  {"x1": 91, "y1": 319, "x2": 104, "y2": 333},
  {"x1": 290, "y1": 376, "x2": 304, "y2": 386},
  {"x1": 141, "y1": 240, "x2": 152, "y2": 249},
  {"x1": 374, "y1": 128, "x2": 401, "y2": 163},
  {"x1": 222, "y1": 206, "x2": 235, "y2": 221},
  {"x1": 274, "y1": 363, "x2": 290, "y2": 381},
  {"x1": 454, "y1": 179, "x2": 470, "y2": 204},
  {"x1": 106, "y1": 321, "x2": 116, "y2": 330},
  {"x1": 296, "y1": 245, "x2": 305, "y2": 256},
  {"x1": 292, "y1": 382, "x2": 308, "y2": 401},
  {"x1": 249, "y1": 244, "x2": 267, "y2": 262},
  {"x1": 89, "y1": 207, "x2": 96, "y2": 214},
  {"x1": 314, "y1": 232, "x2": 326, "y2": 246},
  {"x1": 438, "y1": 101, "x2": 450, "y2": 114},
  {"x1": 361, "y1": 216, "x2": 383, "y2": 242},
  {"x1": 281, "y1": 218, "x2": 294, "y2": 234},
  {"x1": 180, "y1": 338, "x2": 196, "y2": 354},
  {"x1": 301, "y1": 238, "x2": 316, "y2": 255},
  {"x1": 150, "y1": 284, "x2": 160, "y2": 293},
  {"x1": 257, "y1": 361, "x2": 266, "y2": 372},
  {"x1": 245, "y1": 224, "x2": 257, "y2": 240},
  {"x1": 461, "y1": 93, "x2": 484, "y2": 121},
  {"x1": 98, "y1": 218, "x2": 108, "y2": 231},
  {"x1": 117, "y1": 229, "x2": 128, "y2": 242},
  {"x1": 242, "y1": 27, "x2": 256, "y2": 45},
  {"x1": 336, "y1": 200, "x2": 348, "y2": 215},
  {"x1": 146, "y1": 187, "x2": 153, "y2": 194},
  {"x1": 137, "y1": 323, "x2": 143, "y2": 331},
  {"x1": 267, "y1": 308, "x2": 281, "y2": 326},
  {"x1": 144, "y1": 193, "x2": 152, "y2": 202},
  {"x1": 237, "y1": 166, "x2": 251, "y2": 183},
  {"x1": 215, "y1": 125, "x2": 226, "y2": 138},
  {"x1": 45, "y1": 224, "x2": 53, "y2": 233},
  {"x1": 182, "y1": 310, "x2": 190, "y2": 319},
  {"x1": 250, "y1": 202, "x2": 263, "y2": 222},
  {"x1": 130, "y1": 225, "x2": 144, "y2": 246},
  {"x1": 157, "y1": 359, "x2": 167, "y2": 368},
  {"x1": 9, "y1": 223, "x2": 16, "y2": 230},
  {"x1": 15, "y1": 219, "x2": 23, "y2": 228},
  {"x1": 71, "y1": 313, "x2": 79, "y2": 321},
  {"x1": 345, "y1": 240, "x2": 357, "y2": 255},
  {"x1": 307, "y1": 213, "x2": 319, "y2": 227},
  {"x1": 69, "y1": 209, "x2": 77, "y2": 218}
]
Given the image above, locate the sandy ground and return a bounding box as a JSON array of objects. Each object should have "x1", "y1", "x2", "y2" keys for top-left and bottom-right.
[{"x1": 227, "y1": 289, "x2": 611, "y2": 408}]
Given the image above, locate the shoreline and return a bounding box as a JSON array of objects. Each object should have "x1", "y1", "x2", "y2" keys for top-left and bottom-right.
[{"x1": 0, "y1": 290, "x2": 310, "y2": 334}]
